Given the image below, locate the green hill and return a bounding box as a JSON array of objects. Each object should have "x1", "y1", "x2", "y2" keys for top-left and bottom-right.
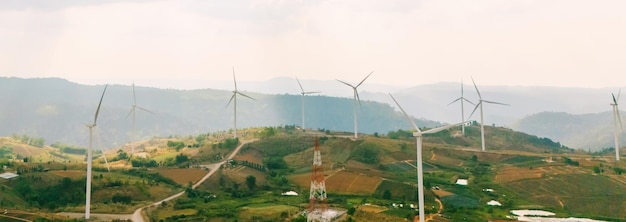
[{"x1": 3, "y1": 125, "x2": 625, "y2": 221}]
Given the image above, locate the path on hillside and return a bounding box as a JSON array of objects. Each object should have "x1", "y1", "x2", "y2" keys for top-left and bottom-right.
[{"x1": 58, "y1": 139, "x2": 255, "y2": 222}]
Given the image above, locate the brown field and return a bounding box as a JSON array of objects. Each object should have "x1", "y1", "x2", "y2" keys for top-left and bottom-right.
[
  {"x1": 495, "y1": 166, "x2": 543, "y2": 183},
  {"x1": 286, "y1": 173, "x2": 311, "y2": 188},
  {"x1": 49, "y1": 170, "x2": 86, "y2": 179},
  {"x1": 429, "y1": 152, "x2": 465, "y2": 167},
  {"x1": 224, "y1": 166, "x2": 267, "y2": 185},
  {"x1": 432, "y1": 189, "x2": 454, "y2": 197},
  {"x1": 233, "y1": 149, "x2": 263, "y2": 165},
  {"x1": 325, "y1": 171, "x2": 382, "y2": 194},
  {"x1": 540, "y1": 165, "x2": 588, "y2": 175},
  {"x1": 358, "y1": 204, "x2": 387, "y2": 213},
  {"x1": 156, "y1": 168, "x2": 208, "y2": 185}
]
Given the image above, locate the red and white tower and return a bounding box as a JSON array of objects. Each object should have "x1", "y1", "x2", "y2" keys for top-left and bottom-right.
[{"x1": 308, "y1": 138, "x2": 330, "y2": 222}]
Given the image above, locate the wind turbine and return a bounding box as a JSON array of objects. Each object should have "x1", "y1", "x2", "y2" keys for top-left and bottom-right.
[
  {"x1": 390, "y1": 93, "x2": 468, "y2": 222},
  {"x1": 447, "y1": 80, "x2": 475, "y2": 135},
  {"x1": 296, "y1": 77, "x2": 320, "y2": 129},
  {"x1": 468, "y1": 77, "x2": 508, "y2": 152},
  {"x1": 85, "y1": 85, "x2": 107, "y2": 220},
  {"x1": 611, "y1": 89, "x2": 623, "y2": 161},
  {"x1": 126, "y1": 83, "x2": 154, "y2": 154},
  {"x1": 336, "y1": 71, "x2": 373, "y2": 139},
  {"x1": 226, "y1": 67, "x2": 255, "y2": 138}
]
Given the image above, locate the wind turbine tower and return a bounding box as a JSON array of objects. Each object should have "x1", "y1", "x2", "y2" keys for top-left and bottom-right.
[
  {"x1": 308, "y1": 138, "x2": 329, "y2": 222},
  {"x1": 85, "y1": 85, "x2": 107, "y2": 220},
  {"x1": 336, "y1": 71, "x2": 373, "y2": 139},
  {"x1": 448, "y1": 80, "x2": 475, "y2": 135},
  {"x1": 390, "y1": 94, "x2": 468, "y2": 222},
  {"x1": 226, "y1": 67, "x2": 255, "y2": 138},
  {"x1": 127, "y1": 83, "x2": 154, "y2": 154},
  {"x1": 296, "y1": 77, "x2": 320, "y2": 129},
  {"x1": 611, "y1": 90, "x2": 623, "y2": 161},
  {"x1": 469, "y1": 77, "x2": 508, "y2": 152}
]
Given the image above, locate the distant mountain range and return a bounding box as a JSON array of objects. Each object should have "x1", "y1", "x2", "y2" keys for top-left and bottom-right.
[
  {"x1": 233, "y1": 77, "x2": 623, "y2": 151},
  {"x1": 1, "y1": 77, "x2": 623, "y2": 151},
  {"x1": 0, "y1": 77, "x2": 438, "y2": 148}
]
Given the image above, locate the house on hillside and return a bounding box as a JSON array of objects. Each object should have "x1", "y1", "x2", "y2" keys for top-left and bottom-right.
[
  {"x1": 455, "y1": 179, "x2": 468, "y2": 186},
  {"x1": 487, "y1": 200, "x2": 502, "y2": 206}
]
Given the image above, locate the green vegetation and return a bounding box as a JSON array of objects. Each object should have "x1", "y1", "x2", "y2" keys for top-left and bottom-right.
[{"x1": 2, "y1": 124, "x2": 625, "y2": 221}]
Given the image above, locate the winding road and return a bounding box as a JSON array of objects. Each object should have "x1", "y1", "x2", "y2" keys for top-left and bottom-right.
[{"x1": 58, "y1": 139, "x2": 254, "y2": 222}]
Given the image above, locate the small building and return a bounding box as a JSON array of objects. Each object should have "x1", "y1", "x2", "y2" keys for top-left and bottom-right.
[
  {"x1": 0, "y1": 172, "x2": 19, "y2": 181},
  {"x1": 281, "y1": 191, "x2": 298, "y2": 196},
  {"x1": 487, "y1": 200, "x2": 502, "y2": 206},
  {"x1": 455, "y1": 179, "x2": 468, "y2": 186}
]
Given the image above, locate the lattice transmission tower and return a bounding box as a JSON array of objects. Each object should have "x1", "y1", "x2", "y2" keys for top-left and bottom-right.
[{"x1": 308, "y1": 138, "x2": 330, "y2": 222}]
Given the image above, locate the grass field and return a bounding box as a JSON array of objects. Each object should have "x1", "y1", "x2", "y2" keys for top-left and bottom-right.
[
  {"x1": 505, "y1": 173, "x2": 626, "y2": 218},
  {"x1": 238, "y1": 204, "x2": 299, "y2": 221}
]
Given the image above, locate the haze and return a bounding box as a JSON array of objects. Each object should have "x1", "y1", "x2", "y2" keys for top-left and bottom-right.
[{"x1": 1, "y1": 0, "x2": 626, "y2": 90}]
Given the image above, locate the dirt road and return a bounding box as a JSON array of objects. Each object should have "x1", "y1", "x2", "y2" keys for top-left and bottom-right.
[{"x1": 58, "y1": 139, "x2": 255, "y2": 222}]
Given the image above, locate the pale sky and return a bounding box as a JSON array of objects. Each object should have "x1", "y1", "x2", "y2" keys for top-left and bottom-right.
[{"x1": 1, "y1": 0, "x2": 626, "y2": 90}]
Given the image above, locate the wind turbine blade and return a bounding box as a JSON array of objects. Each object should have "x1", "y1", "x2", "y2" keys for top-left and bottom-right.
[
  {"x1": 463, "y1": 98, "x2": 476, "y2": 106},
  {"x1": 483, "y1": 100, "x2": 509, "y2": 106},
  {"x1": 296, "y1": 77, "x2": 305, "y2": 93},
  {"x1": 468, "y1": 102, "x2": 481, "y2": 120},
  {"x1": 470, "y1": 76, "x2": 482, "y2": 99},
  {"x1": 226, "y1": 93, "x2": 236, "y2": 107},
  {"x1": 389, "y1": 93, "x2": 420, "y2": 132},
  {"x1": 355, "y1": 90, "x2": 363, "y2": 108},
  {"x1": 422, "y1": 121, "x2": 471, "y2": 135},
  {"x1": 356, "y1": 71, "x2": 374, "y2": 87},
  {"x1": 613, "y1": 93, "x2": 618, "y2": 105},
  {"x1": 93, "y1": 85, "x2": 108, "y2": 125},
  {"x1": 232, "y1": 66, "x2": 238, "y2": 91},
  {"x1": 136, "y1": 106, "x2": 155, "y2": 114},
  {"x1": 618, "y1": 107, "x2": 624, "y2": 132},
  {"x1": 125, "y1": 108, "x2": 134, "y2": 119},
  {"x1": 336, "y1": 79, "x2": 355, "y2": 88},
  {"x1": 237, "y1": 92, "x2": 256, "y2": 100},
  {"x1": 132, "y1": 83, "x2": 137, "y2": 106},
  {"x1": 447, "y1": 97, "x2": 462, "y2": 106}
]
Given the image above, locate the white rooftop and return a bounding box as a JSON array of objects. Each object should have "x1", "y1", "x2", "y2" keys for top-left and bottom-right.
[
  {"x1": 456, "y1": 179, "x2": 468, "y2": 186},
  {"x1": 487, "y1": 200, "x2": 502, "y2": 206},
  {"x1": 0, "y1": 172, "x2": 18, "y2": 179},
  {"x1": 281, "y1": 191, "x2": 298, "y2": 196}
]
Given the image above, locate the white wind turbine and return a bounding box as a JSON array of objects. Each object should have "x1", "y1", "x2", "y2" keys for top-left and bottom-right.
[
  {"x1": 611, "y1": 89, "x2": 623, "y2": 161},
  {"x1": 226, "y1": 67, "x2": 255, "y2": 138},
  {"x1": 126, "y1": 83, "x2": 154, "y2": 154},
  {"x1": 447, "y1": 80, "x2": 475, "y2": 135},
  {"x1": 390, "y1": 93, "x2": 468, "y2": 222},
  {"x1": 296, "y1": 77, "x2": 320, "y2": 129},
  {"x1": 85, "y1": 85, "x2": 107, "y2": 220},
  {"x1": 336, "y1": 71, "x2": 373, "y2": 139},
  {"x1": 468, "y1": 77, "x2": 508, "y2": 152}
]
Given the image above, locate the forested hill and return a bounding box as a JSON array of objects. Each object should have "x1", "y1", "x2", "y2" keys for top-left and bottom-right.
[
  {"x1": 0, "y1": 77, "x2": 438, "y2": 147},
  {"x1": 512, "y1": 111, "x2": 624, "y2": 151}
]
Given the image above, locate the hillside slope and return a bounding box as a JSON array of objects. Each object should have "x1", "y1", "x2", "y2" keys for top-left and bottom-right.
[{"x1": 512, "y1": 111, "x2": 623, "y2": 150}]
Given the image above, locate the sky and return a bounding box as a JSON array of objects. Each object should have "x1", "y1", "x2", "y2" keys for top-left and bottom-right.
[{"x1": 1, "y1": 0, "x2": 626, "y2": 90}]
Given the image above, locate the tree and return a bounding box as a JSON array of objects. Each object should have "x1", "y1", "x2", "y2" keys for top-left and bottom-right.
[
  {"x1": 245, "y1": 175, "x2": 256, "y2": 190},
  {"x1": 383, "y1": 189, "x2": 392, "y2": 199},
  {"x1": 117, "y1": 150, "x2": 128, "y2": 160}
]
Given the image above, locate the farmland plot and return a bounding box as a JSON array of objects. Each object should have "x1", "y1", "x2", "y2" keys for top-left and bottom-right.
[{"x1": 325, "y1": 171, "x2": 381, "y2": 194}]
